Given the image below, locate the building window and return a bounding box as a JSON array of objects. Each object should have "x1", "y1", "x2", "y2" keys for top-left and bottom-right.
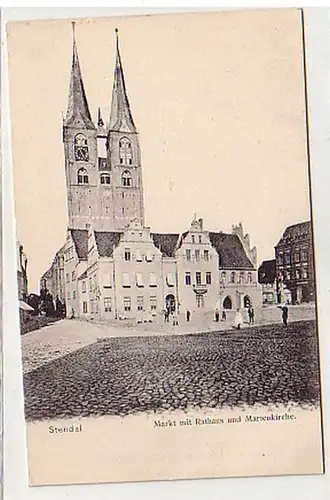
[
  {"x1": 278, "y1": 252, "x2": 284, "y2": 265},
  {"x1": 284, "y1": 250, "x2": 291, "y2": 264},
  {"x1": 104, "y1": 297, "x2": 112, "y2": 312},
  {"x1": 294, "y1": 249, "x2": 300, "y2": 263},
  {"x1": 67, "y1": 291, "x2": 70, "y2": 300},
  {"x1": 121, "y1": 170, "x2": 132, "y2": 187},
  {"x1": 150, "y1": 296, "x2": 157, "y2": 311},
  {"x1": 100, "y1": 173, "x2": 111, "y2": 185},
  {"x1": 149, "y1": 273, "x2": 157, "y2": 287},
  {"x1": 119, "y1": 137, "x2": 133, "y2": 165},
  {"x1": 89, "y1": 277, "x2": 92, "y2": 292},
  {"x1": 124, "y1": 296, "x2": 131, "y2": 311},
  {"x1": 82, "y1": 280, "x2": 86, "y2": 293},
  {"x1": 221, "y1": 271, "x2": 226, "y2": 283},
  {"x1": 198, "y1": 235, "x2": 202, "y2": 243},
  {"x1": 286, "y1": 271, "x2": 291, "y2": 280},
  {"x1": 136, "y1": 249, "x2": 143, "y2": 262},
  {"x1": 302, "y1": 267, "x2": 308, "y2": 279},
  {"x1": 166, "y1": 273, "x2": 175, "y2": 287},
  {"x1": 196, "y1": 271, "x2": 202, "y2": 286},
  {"x1": 137, "y1": 296, "x2": 144, "y2": 311},
  {"x1": 239, "y1": 272, "x2": 244, "y2": 284},
  {"x1": 122, "y1": 273, "x2": 131, "y2": 288},
  {"x1": 74, "y1": 133, "x2": 89, "y2": 161},
  {"x1": 186, "y1": 249, "x2": 191, "y2": 261},
  {"x1": 83, "y1": 301, "x2": 88, "y2": 313},
  {"x1": 301, "y1": 250, "x2": 308, "y2": 261},
  {"x1": 145, "y1": 250, "x2": 153, "y2": 262},
  {"x1": 72, "y1": 290, "x2": 76, "y2": 299},
  {"x1": 230, "y1": 271, "x2": 236, "y2": 283},
  {"x1": 247, "y1": 272, "x2": 252, "y2": 283},
  {"x1": 77, "y1": 167, "x2": 89, "y2": 184},
  {"x1": 72, "y1": 271, "x2": 76, "y2": 281},
  {"x1": 196, "y1": 295, "x2": 204, "y2": 308},
  {"x1": 103, "y1": 273, "x2": 112, "y2": 288},
  {"x1": 124, "y1": 248, "x2": 131, "y2": 261},
  {"x1": 192, "y1": 235, "x2": 195, "y2": 243},
  {"x1": 66, "y1": 273, "x2": 70, "y2": 283},
  {"x1": 185, "y1": 272, "x2": 191, "y2": 285},
  {"x1": 90, "y1": 299, "x2": 94, "y2": 314},
  {"x1": 136, "y1": 273, "x2": 144, "y2": 287},
  {"x1": 204, "y1": 250, "x2": 209, "y2": 261},
  {"x1": 195, "y1": 249, "x2": 200, "y2": 262},
  {"x1": 206, "y1": 272, "x2": 211, "y2": 285},
  {"x1": 296, "y1": 268, "x2": 302, "y2": 279}
]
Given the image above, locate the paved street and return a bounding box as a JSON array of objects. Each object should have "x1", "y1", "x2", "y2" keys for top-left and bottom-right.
[
  {"x1": 21, "y1": 303, "x2": 316, "y2": 374},
  {"x1": 23, "y1": 319, "x2": 320, "y2": 421}
]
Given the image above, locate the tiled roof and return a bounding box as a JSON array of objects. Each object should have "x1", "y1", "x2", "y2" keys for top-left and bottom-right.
[
  {"x1": 209, "y1": 232, "x2": 254, "y2": 269},
  {"x1": 70, "y1": 229, "x2": 88, "y2": 260},
  {"x1": 94, "y1": 231, "x2": 123, "y2": 257},
  {"x1": 78, "y1": 270, "x2": 87, "y2": 280},
  {"x1": 276, "y1": 221, "x2": 311, "y2": 246},
  {"x1": 151, "y1": 233, "x2": 180, "y2": 257},
  {"x1": 258, "y1": 259, "x2": 276, "y2": 284}
]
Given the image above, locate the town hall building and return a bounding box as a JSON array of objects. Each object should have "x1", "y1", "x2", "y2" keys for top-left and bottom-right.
[{"x1": 40, "y1": 25, "x2": 262, "y2": 322}]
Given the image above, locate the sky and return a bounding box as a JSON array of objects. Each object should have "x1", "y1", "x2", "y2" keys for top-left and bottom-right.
[{"x1": 7, "y1": 9, "x2": 311, "y2": 293}]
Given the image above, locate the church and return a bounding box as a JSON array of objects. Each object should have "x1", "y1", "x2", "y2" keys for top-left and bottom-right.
[{"x1": 40, "y1": 24, "x2": 262, "y2": 323}]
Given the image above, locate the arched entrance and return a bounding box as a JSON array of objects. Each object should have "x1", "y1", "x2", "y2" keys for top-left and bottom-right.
[
  {"x1": 165, "y1": 294, "x2": 176, "y2": 314},
  {"x1": 243, "y1": 295, "x2": 251, "y2": 308},
  {"x1": 223, "y1": 296, "x2": 232, "y2": 310}
]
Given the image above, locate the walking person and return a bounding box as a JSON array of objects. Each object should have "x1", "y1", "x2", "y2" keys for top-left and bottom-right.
[
  {"x1": 222, "y1": 310, "x2": 227, "y2": 321},
  {"x1": 186, "y1": 309, "x2": 191, "y2": 322},
  {"x1": 215, "y1": 308, "x2": 220, "y2": 322}
]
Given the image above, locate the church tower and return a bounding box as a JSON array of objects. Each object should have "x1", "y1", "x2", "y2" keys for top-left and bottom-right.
[
  {"x1": 63, "y1": 24, "x2": 144, "y2": 231},
  {"x1": 107, "y1": 29, "x2": 145, "y2": 230}
]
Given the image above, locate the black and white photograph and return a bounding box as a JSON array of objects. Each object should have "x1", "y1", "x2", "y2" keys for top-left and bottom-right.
[{"x1": 6, "y1": 8, "x2": 324, "y2": 486}]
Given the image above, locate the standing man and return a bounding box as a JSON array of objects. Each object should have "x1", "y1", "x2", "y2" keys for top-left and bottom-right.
[
  {"x1": 279, "y1": 305, "x2": 289, "y2": 327},
  {"x1": 186, "y1": 309, "x2": 191, "y2": 322}
]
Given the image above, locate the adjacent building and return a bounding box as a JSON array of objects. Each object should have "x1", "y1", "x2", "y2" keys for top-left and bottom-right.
[
  {"x1": 40, "y1": 25, "x2": 262, "y2": 322},
  {"x1": 275, "y1": 220, "x2": 314, "y2": 304}
]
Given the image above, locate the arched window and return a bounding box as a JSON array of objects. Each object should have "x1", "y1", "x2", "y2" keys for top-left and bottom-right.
[
  {"x1": 247, "y1": 272, "x2": 252, "y2": 283},
  {"x1": 100, "y1": 173, "x2": 111, "y2": 185},
  {"x1": 221, "y1": 271, "x2": 226, "y2": 283},
  {"x1": 239, "y1": 271, "x2": 244, "y2": 284},
  {"x1": 230, "y1": 271, "x2": 236, "y2": 283},
  {"x1": 119, "y1": 137, "x2": 133, "y2": 165},
  {"x1": 77, "y1": 168, "x2": 89, "y2": 185},
  {"x1": 74, "y1": 133, "x2": 89, "y2": 161},
  {"x1": 122, "y1": 170, "x2": 132, "y2": 187},
  {"x1": 223, "y1": 296, "x2": 232, "y2": 310}
]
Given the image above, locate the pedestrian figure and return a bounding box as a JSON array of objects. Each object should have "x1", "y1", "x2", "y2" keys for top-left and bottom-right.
[
  {"x1": 234, "y1": 309, "x2": 243, "y2": 330},
  {"x1": 215, "y1": 309, "x2": 220, "y2": 322},
  {"x1": 186, "y1": 309, "x2": 191, "y2": 322},
  {"x1": 172, "y1": 312, "x2": 179, "y2": 326},
  {"x1": 222, "y1": 310, "x2": 227, "y2": 321},
  {"x1": 280, "y1": 305, "x2": 289, "y2": 327},
  {"x1": 164, "y1": 309, "x2": 169, "y2": 323},
  {"x1": 248, "y1": 306, "x2": 254, "y2": 325}
]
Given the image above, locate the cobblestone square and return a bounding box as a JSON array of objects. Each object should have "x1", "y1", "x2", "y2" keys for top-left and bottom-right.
[{"x1": 23, "y1": 319, "x2": 320, "y2": 421}]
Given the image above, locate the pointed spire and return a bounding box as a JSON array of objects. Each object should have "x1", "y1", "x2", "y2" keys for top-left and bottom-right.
[
  {"x1": 64, "y1": 21, "x2": 95, "y2": 130},
  {"x1": 97, "y1": 106, "x2": 104, "y2": 128},
  {"x1": 109, "y1": 28, "x2": 137, "y2": 133}
]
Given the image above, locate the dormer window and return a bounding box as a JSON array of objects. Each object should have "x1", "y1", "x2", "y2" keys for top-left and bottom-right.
[
  {"x1": 100, "y1": 172, "x2": 111, "y2": 185},
  {"x1": 119, "y1": 137, "x2": 133, "y2": 165},
  {"x1": 122, "y1": 170, "x2": 132, "y2": 187},
  {"x1": 77, "y1": 167, "x2": 89, "y2": 184},
  {"x1": 74, "y1": 133, "x2": 89, "y2": 161}
]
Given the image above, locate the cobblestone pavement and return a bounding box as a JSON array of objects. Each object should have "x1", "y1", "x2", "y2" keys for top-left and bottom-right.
[
  {"x1": 21, "y1": 303, "x2": 316, "y2": 374},
  {"x1": 23, "y1": 320, "x2": 320, "y2": 421}
]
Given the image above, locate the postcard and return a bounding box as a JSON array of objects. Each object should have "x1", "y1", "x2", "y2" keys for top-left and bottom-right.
[{"x1": 6, "y1": 8, "x2": 324, "y2": 486}]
